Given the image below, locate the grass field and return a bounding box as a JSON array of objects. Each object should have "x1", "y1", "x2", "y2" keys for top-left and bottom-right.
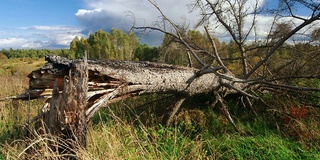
[{"x1": 0, "y1": 58, "x2": 319, "y2": 159}]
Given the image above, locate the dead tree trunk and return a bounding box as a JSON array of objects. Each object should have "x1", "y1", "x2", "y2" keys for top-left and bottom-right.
[
  {"x1": 10, "y1": 54, "x2": 254, "y2": 146},
  {"x1": 33, "y1": 55, "x2": 88, "y2": 157},
  {"x1": 22, "y1": 55, "x2": 250, "y2": 123}
]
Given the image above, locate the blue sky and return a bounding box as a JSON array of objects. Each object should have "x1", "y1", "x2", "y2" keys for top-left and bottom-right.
[
  {"x1": 0, "y1": 0, "x2": 318, "y2": 50},
  {"x1": 0, "y1": 0, "x2": 84, "y2": 49},
  {"x1": 0, "y1": 0, "x2": 81, "y2": 27}
]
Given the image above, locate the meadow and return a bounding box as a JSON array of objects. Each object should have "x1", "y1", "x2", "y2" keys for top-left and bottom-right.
[{"x1": 0, "y1": 57, "x2": 319, "y2": 159}]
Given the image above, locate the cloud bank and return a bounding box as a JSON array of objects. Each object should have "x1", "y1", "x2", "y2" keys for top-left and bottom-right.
[
  {"x1": 1, "y1": 0, "x2": 317, "y2": 50},
  {"x1": 0, "y1": 26, "x2": 84, "y2": 49},
  {"x1": 75, "y1": 0, "x2": 318, "y2": 45},
  {"x1": 75, "y1": 0, "x2": 199, "y2": 46}
]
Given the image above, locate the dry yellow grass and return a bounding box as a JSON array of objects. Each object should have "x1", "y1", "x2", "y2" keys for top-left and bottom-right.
[{"x1": 0, "y1": 58, "x2": 46, "y2": 159}]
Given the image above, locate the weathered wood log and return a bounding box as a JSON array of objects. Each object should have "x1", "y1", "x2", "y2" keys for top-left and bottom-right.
[{"x1": 17, "y1": 55, "x2": 249, "y2": 124}]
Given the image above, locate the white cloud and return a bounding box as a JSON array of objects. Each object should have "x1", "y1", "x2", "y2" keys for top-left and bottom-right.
[
  {"x1": 30, "y1": 26, "x2": 84, "y2": 47},
  {"x1": 27, "y1": 25, "x2": 82, "y2": 32},
  {"x1": 108, "y1": 0, "x2": 193, "y2": 22},
  {"x1": 0, "y1": 37, "x2": 44, "y2": 49},
  {"x1": 0, "y1": 25, "x2": 84, "y2": 49},
  {"x1": 21, "y1": 41, "x2": 46, "y2": 49},
  {"x1": 0, "y1": 38, "x2": 27, "y2": 47},
  {"x1": 75, "y1": 8, "x2": 103, "y2": 17},
  {"x1": 48, "y1": 32, "x2": 80, "y2": 46},
  {"x1": 242, "y1": 15, "x2": 319, "y2": 43}
]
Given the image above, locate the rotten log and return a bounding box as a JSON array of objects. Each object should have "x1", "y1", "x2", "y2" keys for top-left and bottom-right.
[{"x1": 18, "y1": 55, "x2": 250, "y2": 124}]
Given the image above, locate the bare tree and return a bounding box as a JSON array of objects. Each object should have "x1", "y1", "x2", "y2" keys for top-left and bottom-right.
[{"x1": 132, "y1": 0, "x2": 320, "y2": 126}]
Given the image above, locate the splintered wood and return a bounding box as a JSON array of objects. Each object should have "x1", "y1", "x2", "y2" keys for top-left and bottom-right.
[{"x1": 38, "y1": 55, "x2": 88, "y2": 153}]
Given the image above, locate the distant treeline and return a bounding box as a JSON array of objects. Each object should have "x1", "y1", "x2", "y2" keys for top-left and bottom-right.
[
  {"x1": 0, "y1": 48, "x2": 70, "y2": 59},
  {"x1": 0, "y1": 28, "x2": 160, "y2": 62},
  {"x1": 69, "y1": 28, "x2": 159, "y2": 61},
  {"x1": 1, "y1": 28, "x2": 319, "y2": 73}
]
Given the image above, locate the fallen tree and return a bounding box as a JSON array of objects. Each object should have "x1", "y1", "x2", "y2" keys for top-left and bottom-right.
[
  {"x1": 3, "y1": 51, "x2": 320, "y2": 158},
  {"x1": 16, "y1": 54, "x2": 253, "y2": 125},
  {"x1": 4, "y1": 53, "x2": 255, "y2": 157},
  {"x1": 12, "y1": 52, "x2": 320, "y2": 131}
]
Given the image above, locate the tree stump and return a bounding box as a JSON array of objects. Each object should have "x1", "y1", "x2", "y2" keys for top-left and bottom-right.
[{"x1": 35, "y1": 54, "x2": 88, "y2": 158}]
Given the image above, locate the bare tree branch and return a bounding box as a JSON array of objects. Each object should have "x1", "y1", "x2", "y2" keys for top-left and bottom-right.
[
  {"x1": 245, "y1": 12, "x2": 320, "y2": 78},
  {"x1": 204, "y1": 26, "x2": 227, "y2": 71}
]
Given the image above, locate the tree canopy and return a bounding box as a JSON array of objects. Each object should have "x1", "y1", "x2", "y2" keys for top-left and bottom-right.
[{"x1": 70, "y1": 28, "x2": 140, "y2": 60}]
